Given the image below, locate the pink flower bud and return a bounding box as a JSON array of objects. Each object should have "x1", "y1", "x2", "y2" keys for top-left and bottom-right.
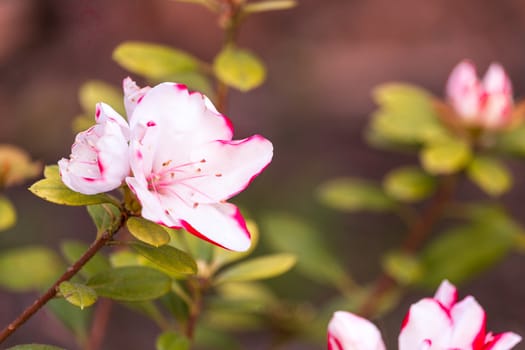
[
  {"x1": 446, "y1": 60, "x2": 513, "y2": 129},
  {"x1": 328, "y1": 311, "x2": 386, "y2": 350},
  {"x1": 58, "y1": 103, "x2": 130, "y2": 195}
]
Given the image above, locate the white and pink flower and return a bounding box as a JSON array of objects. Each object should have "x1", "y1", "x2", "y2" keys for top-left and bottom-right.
[
  {"x1": 446, "y1": 60, "x2": 513, "y2": 129},
  {"x1": 328, "y1": 280, "x2": 521, "y2": 350},
  {"x1": 58, "y1": 103, "x2": 130, "y2": 195},
  {"x1": 125, "y1": 82, "x2": 273, "y2": 252},
  {"x1": 59, "y1": 78, "x2": 273, "y2": 252}
]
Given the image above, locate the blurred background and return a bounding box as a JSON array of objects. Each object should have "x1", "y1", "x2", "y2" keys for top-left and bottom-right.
[{"x1": 1, "y1": 0, "x2": 525, "y2": 348}]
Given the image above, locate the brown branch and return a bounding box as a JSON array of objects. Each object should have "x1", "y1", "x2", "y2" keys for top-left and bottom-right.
[
  {"x1": 84, "y1": 299, "x2": 113, "y2": 350},
  {"x1": 185, "y1": 278, "x2": 204, "y2": 340},
  {"x1": 358, "y1": 175, "x2": 457, "y2": 318},
  {"x1": 0, "y1": 230, "x2": 115, "y2": 344}
]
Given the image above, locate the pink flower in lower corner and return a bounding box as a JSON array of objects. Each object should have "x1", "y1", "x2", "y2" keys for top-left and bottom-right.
[
  {"x1": 328, "y1": 280, "x2": 521, "y2": 350},
  {"x1": 446, "y1": 60, "x2": 513, "y2": 129},
  {"x1": 125, "y1": 81, "x2": 273, "y2": 252},
  {"x1": 58, "y1": 103, "x2": 130, "y2": 195}
]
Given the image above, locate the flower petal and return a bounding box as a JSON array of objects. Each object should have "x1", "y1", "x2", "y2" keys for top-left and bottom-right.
[
  {"x1": 123, "y1": 77, "x2": 151, "y2": 119},
  {"x1": 129, "y1": 82, "x2": 233, "y2": 143},
  {"x1": 328, "y1": 311, "x2": 386, "y2": 350},
  {"x1": 434, "y1": 279, "x2": 457, "y2": 311},
  {"x1": 485, "y1": 332, "x2": 522, "y2": 350},
  {"x1": 399, "y1": 299, "x2": 452, "y2": 350},
  {"x1": 448, "y1": 296, "x2": 486, "y2": 349},
  {"x1": 446, "y1": 60, "x2": 481, "y2": 120},
  {"x1": 185, "y1": 135, "x2": 274, "y2": 203},
  {"x1": 483, "y1": 63, "x2": 512, "y2": 95}
]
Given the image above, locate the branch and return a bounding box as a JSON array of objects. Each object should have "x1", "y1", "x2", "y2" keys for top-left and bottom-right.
[
  {"x1": 0, "y1": 230, "x2": 116, "y2": 344},
  {"x1": 358, "y1": 175, "x2": 457, "y2": 318}
]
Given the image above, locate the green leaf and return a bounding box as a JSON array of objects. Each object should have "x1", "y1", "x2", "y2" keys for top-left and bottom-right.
[
  {"x1": 79, "y1": 80, "x2": 125, "y2": 116},
  {"x1": 420, "y1": 139, "x2": 471, "y2": 174},
  {"x1": 109, "y1": 250, "x2": 142, "y2": 268},
  {"x1": 127, "y1": 217, "x2": 171, "y2": 247},
  {"x1": 214, "y1": 253, "x2": 296, "y2": 285},
  {"x1": 317, "y1": 177, "x2": 395, "y2": 212},
  {"x1": 87, "y1": 266, "x2": 171, "y2": 301},
  {"x1": 213, "y1": 46, "x2": 266, "y2": 92},
  {"x1": 29, "y1": 168, "x2": 117, "y2": 206},
  {"x1": 113, "y1": 42, "x2": 201, "y2": 80},
  {"x1": 369, "y1": 84, "x2": 448, "y2": 145},
  {"x1": 495, "y1": 124, "x2": 525, "y2": 156},
  {"x1": 261, "y1": 213, "x2": 350, "y2": 289},
  {"x1": 46, "y1": 298, "x2": 90, "y2": 343},
  {"x1": 382, "y1": 251, "x2": 423, "y2": 285},
  {"x1": 87, "y1": 203, "x2": 122, "y2": 237},
  {"x1": 383, "y1": 167, "x2": 436, "y2": 202},
  {"x1": 6, "y1": 345, "x2": 67, "y2": 350},
  {"x1": 156, "y1": 71, "x2": 214, "y2": 98},
  {"x1": 243, "y1": 0, "x2": 297, "y2": 13},
  {"x1": 130, "y1": 242, "x2": 197, "y2": 276},
  {"x1": 467, "y1": 157, "x2": 512, "y2": 196},
  {"x1": 0, "y1": 246, "x2": 63, "y2": 291},
  {"x1": 419, "y1": 222, "x2": 517, "y2": 288},
  {"x1": 58, "y1": 281, "x2": 97, "y2": 309},
  {"x1": 0, "y1": 195, "x2": 16, "y2": 231},
  {"x1": 61, "y1": 241, "x2": 111, "y2": 279},
  {"x1": 156, "y1": 331, "x2": 190, "y2": 350},
  {"x1": 43, "y1": 164, "x2": 60, "y2": 180}
]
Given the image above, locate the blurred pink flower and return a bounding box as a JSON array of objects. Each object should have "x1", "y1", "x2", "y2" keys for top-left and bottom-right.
[
  {"x1": 328, "y1": 280, "x2": 521, "y2": 350},
  {"x1": 446, "y1": 60, "x2": 513, "y2": 128},
  {"x1": 125, "y1": 81, "x2": 273, "y2": 252},
  {"x1": 58, "y1": 102, "x2": 130, "y2": 195}
]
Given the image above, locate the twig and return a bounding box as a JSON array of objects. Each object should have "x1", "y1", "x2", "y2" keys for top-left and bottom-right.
[
  {"x1": 358, "y1": 175, "x2": 457, "y2": 318},
  {"x1": 84, "y1": 299, "x2": 113, "y2": 350},
  {"x1": 0, "y1": 230, "x2": 116, "y2": 344}
]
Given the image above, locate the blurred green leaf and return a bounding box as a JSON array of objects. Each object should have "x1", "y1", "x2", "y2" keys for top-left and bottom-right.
[
  {"x1": 203, "y1": 309, "x2": 263, "y2": 331},
  {"x1": 382, "y1": 251, "x2": 423, "y2": 285},
  {"x1": 127, "y1": 217, "x2": 171, "y2": 247},
  {"x1": 113, "y1": 42, "x2": 201, "y2": 80},
  {"x1": 420, "y1": 139, "x2": 471, "y2": 174},
  {"x1": 419, "y1": 221, "x2": 517, "y2": 287},
  {"x1": 43, "y1": 164, "x2": 60, "y2": 180},
  {"x1": 193, "y1": 327, "x2": 241, "y2": 350},
  {"x1": 167, "y1": 227, "x2": 213, "y2": 262},
  {"x1": 243, "y1": 0, "x2": 297, "y2": 13},
  {"x1": 46, "y1": 298, "x2": 90, "y2": 343},
  {"x1": 87, "y1": 266, "x2": 171, "y2": 301},
  {"x1": 29, "y1": 166, "x2": 118, "y2": 206},
  {"x1": 58, "y1": 281, "x2": 97, "y2": 309},
  {"x1": 6, "y1": 345, "x2": 67, "y2": 350},
  {"x1": 87, "y1": 203, "x2": 122, "y2": 237},
  {"x1": 157, "y1": 71, "x2": 214, "y2": 98},
  {"x1": 130, "y1": 242, "x2": 197, "y2": 276},
  {"x1": 0, "y1": 246, "x2": 62, "y2": 291},
  {"x1": 214, "y1": 254, "x2": 296, "y2": 285},
  {"x1": 495, "y1": 124, "x2": 525, "y2": 156},
  {"x1": 317, "y1": 177, "x2": 396, "y2": 212},
  {"x1": 61, "y1": 241, "x2": 111, "y2": 279},
  {"x1": 156, "y1": 331, "x2": 190, "y2": 350},
  {"x1": 213, "y1": 46, "x2": 266, "y2": 92},
  {"x1": 109, "y1": 250, "x2": 142, "y2": 268},
  {"x1": 383, "y1": 167, "x2": 435, "y2": 202},
  {"x1": 79, "y1": 80, "x2": 125, "y2": 115},
  {"x1": 0, "y1": 195, "x2": 16, "y2": 231},
  {"x1": 370, "y1": 84, "x2": 448, "y2": 145},
  {"x1": 262, "y1": 213, "x2": 350, "y2": 289},
  {"x1": 467, "y1": 156, "x2": 512, "y2": 197}
]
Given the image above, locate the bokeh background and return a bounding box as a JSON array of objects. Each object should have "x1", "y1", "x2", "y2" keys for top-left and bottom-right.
[{"x1": 1, "y1": 0, "x2": 525, "y2": 348}]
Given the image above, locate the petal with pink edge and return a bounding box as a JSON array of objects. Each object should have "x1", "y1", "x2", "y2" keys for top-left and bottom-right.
[
  {"x1": 129, "y1": 82, "x2": 233, "y2": 143},
  {"x1": 485, "y1": 332, "x2": 522, "y2": 350},
  {"x1": 399, "y1": 299, "x2": 452, "y2": 350},
  {"x1": 184, "y1": 135, "x2": 274, "y2": 203},
  {"x1": 327, "y1": 311, "x2": 386, "y2": 350},
  {"x1": 122, "y1": 77, "x2": 151, "y2": 119},
  {"x1": 433, "y1": 279, "x2": 457, "y2": 311},
  {"x1": 448, "y1": 296, "x2": 486, "y2": 349}
]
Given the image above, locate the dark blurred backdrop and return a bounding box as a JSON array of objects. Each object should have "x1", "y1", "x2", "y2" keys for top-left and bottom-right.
[{"x1": 1, "y1": 0, "x2": 525, "y2": 349}]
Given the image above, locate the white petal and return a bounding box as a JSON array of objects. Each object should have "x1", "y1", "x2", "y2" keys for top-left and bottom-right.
[
  {"x1": 398, "y1": 299, "x2": 452, "y2": 350},
  {"x1": 185, "y1": 135, "x2": 274, "y2": 203},
  {"x1": 483, "y1": 63, "x2": 512, "y2": 95},
  {"x1": 328, "y1": 311, "x2": 386, "y2": 350},
  {"x1": 485, "y1": 332, "x2": 522, "y2": 350},
  {"x1": 433, "y1": 280, "x2": 457, "y2": 310},
  {"x1": 122, "y1": 77, "x2": 151, "y2": 119},
  {"x1": 446, "y1": 60, "x2": 482, "y2": 120},
  {"x1": 448, "y1": 296, "x2": 486, "y2": 349}
]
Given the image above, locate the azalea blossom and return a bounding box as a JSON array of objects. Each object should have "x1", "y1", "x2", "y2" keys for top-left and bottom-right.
[
  {"x1": 328, "y1": 280, "x2": 521, "y2": 350},
  {"x1": 446, "y1": 60, "x2": 513, "y2": 129},
  {"x1": 124, "y1": 81, "x2": 273, "y2": 252},
  {"x1": 58, "y1": 102, "x2": 130, "y2": 195}
]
